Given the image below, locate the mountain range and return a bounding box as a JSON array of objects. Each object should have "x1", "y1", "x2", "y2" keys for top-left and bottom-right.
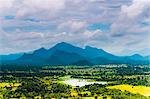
[{"x1": 0, "y1": 42, "x2": 149, "y2": 66}]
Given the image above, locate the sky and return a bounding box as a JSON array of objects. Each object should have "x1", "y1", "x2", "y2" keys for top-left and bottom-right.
[{"x1": 0, "y1": 0, "x2": 150, "y2": 56}]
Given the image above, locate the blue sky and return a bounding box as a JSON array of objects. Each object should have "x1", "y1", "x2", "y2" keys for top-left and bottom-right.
[
  {"x1": 0, "y1": 0, "x2": 150, "y2": 55},
  {"x1": 88, "y1": 23, "x2": 110, "y2": 32}
]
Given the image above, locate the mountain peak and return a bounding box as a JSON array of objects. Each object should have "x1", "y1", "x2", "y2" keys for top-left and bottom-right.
[
  {"x1": 85, "y1": 46, "x2": 104, "y2": 52},
  {"x1": 33, "y1": 47, "x2": 47, "y2": 55},
  {"x1": 131, "y1": 54, "x2": 143, "y2": 58},
  {"x1": 57, "y1": 42, "x2": 72, "y2": 46},
  {"x1": 129, "y1": 54, "x2": 144, "y2": 60},
  {"x1": 34, "y1": 47, "x2": 47, "y2": 52},
  {"x1": 1, "y1": 42, "x2": 149, "y2": 66},
  {"x1": 85, "y1": 46, "x2": 93, "y2": 49},
  {"x1": 54, "y1": 42, "x2": 74, "y2": 48}
]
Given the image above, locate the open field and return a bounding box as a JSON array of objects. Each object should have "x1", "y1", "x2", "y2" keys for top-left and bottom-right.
[
  {"x1": 0, "y1": 82, "x2": 21, "y2": 88},
  {"x1": 108, "y1": 84, "x2": 150, "y2": 97}
]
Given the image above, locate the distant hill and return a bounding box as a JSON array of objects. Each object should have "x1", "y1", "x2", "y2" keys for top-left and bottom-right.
[
  {"x1": 0, "y1": 53, "x2": 23, "y2": 61},
  {"x1": 0, "y1": 42, "x2": 149, "y2": 66}
]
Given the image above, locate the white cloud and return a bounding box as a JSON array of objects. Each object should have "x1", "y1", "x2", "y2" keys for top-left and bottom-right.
[
  {"x1": 121, "y1": 0, "x2": 150, "y2": 18},
  {"x1": 58, "y1": 20, "x2": 87, "y2": 32},
  {"x1": 0, "y1": 0, "x2": 15, "y2": 15},
  {"x1": 111, "y1": 0, "x2": 150, "y2": 36},
  {"x1": 0, "y1": 0, "x2": 66, "y2": 19},
  {"x1": 83, "y1": 29, "x2": 102, "y2": 38},
  {"x1": 16, "y1": 0, "x2": 66, "y2": 19}
]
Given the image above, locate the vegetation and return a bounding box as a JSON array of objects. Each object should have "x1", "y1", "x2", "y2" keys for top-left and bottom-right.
[
  {"x1": 0, "y1": 65, "x2": 150, "y2": 98},
  {"x1": 107, "y1": 84, "x2": 150, "y2": 97}
]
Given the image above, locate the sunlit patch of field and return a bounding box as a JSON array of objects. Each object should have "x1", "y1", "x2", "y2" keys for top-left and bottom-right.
[
  {"x1": 0, "y1": 82, "x2": 21, "y2": 98},
  {"x1": 80, "y1": 97, "x2": 95, "y2": 99},
  {"x1": 70, "y1": 87, "x2": 78, "y2": 97},
  {"x1": 0, "y1": 83, "x2": 21, "y2": 88},
  {"x1": 78, "y1": 96, "x2": 110, "y2": 99},
  {"x1": 0, "y1": 82, "x2": 21, "y2": 92},
  {"x1": 107, "y1": 84, "x2": 150, "y2": 97}
]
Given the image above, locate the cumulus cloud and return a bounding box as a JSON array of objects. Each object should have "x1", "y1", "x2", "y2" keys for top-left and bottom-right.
[
  {"x1": 0, "y1": 0, "x2": 15, "y2": 15},
  {"x1": 121, "y1": 0, "x2": 150, "y2": 18},
  {"x1": 111, "y1": 0, "x2": 150, "y2": 36},
  {"x1": 16, "y1": 0, "x2": 66, "y2": 19},
  {"x1": 0, "y1": 0, "x2": 66, "y2": 18},
  {"x1": 58, "y1": 20, "x2": 87, "y2": 33}
]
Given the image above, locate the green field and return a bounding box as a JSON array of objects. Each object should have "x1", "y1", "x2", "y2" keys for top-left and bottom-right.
[{"x1": 108, "y1": 84, "x2": 150, "y2": 97}]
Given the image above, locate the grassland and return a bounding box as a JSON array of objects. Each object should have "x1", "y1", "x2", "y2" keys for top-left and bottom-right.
[
  {"x1": 0, "y1": 83, "x2": 21, "y2": 87},
  {"x1": 108, "y1": 84, "x2": 150, "y2": 97}
]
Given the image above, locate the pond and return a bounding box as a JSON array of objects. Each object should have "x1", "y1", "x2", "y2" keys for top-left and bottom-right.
[{"x1": 63, "y1": 79, "x2": 107, "y2": 87}]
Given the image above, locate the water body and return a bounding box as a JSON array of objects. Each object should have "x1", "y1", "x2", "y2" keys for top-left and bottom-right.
[{"x1": 63, "y1": 79, "x2": 107, "y2": 87}]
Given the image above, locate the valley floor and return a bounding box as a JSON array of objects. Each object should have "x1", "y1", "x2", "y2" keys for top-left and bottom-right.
[{"x1": 0, "y1": 65, "x2": 150, "y2": 99}]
